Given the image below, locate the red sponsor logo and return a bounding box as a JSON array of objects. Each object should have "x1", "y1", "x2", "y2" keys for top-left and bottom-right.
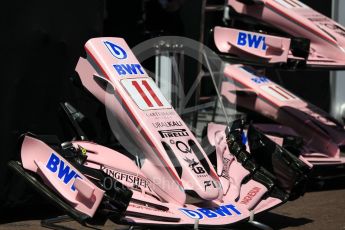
[{"x1": 240, "y1": 187, "x2": 261, "y2": 205}]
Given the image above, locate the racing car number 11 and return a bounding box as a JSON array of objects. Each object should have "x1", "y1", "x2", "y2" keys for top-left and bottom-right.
[{"x1": 121, "y1": 78, "x2": 171, "y2": 110}]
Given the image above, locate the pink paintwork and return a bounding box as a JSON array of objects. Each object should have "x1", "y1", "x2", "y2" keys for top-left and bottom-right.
[
  {"x1": 20, "y1": 135, "x2": 105, "y2": 217},
  {"x1": 206, "y1": 123, "x2": 272, "y2": 209},
  {"x1": 70, "y1": 37, "x2": 285, "y2": 226},
  {"x1": 220, "y1": 64, "x2": 345, "y2": 165},
  {"x1": 76, "y1": 37, "x2": 222, "y2": 204},
  {"x1": 70, "y1": 139, "x2": 282, "y2": 226},
  {"x1": 227, "y1": 0, "x2": 345, "y2": 67},
  {"x1": 15, "y1": 37, "x2": 296, "y2": 227},
  {"x1": 214, "y1": 26, "x2": 291, "y2": 63},
  {"x1": 207, "y1": 122, "x2": 314, "y2": 168}
]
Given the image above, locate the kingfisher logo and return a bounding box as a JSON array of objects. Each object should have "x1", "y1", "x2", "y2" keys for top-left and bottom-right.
[
  {"x1": 179, "y1": 204, "x2": 241, "y2": 219},
  {"x1": 237, "y1": 32, "x2": 267, "y2": 51},
  {"x1": 101, "y1": 166, "x2": 152, "y2": 191},
  {"x1": 104, "y1": 41, "x2": 127, "y2": 59},
  {"x1": 46, "y1": 153, "x2": 82, "y2": 191}
]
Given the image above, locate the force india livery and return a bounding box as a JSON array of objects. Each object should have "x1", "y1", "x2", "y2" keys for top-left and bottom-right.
[
  {"x1": 216, "y1": 0, "x2": 345, "y2": 68},
  {"x1": 208, "y1": 0, "x2": 345, "y2": 180},
  {"x1": 9, "y1": 38, "x2": 310, "y2": 227},
  {"x1": 7, "y1": 0, "x2": 345, "y2": 228}
]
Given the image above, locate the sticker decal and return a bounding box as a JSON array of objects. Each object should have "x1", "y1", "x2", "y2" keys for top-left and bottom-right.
[
  {"x1": 261, "y1": 85, "x2": 297, "y2": 102},
  {"x1": 104, "y1": 41, "x2": 128, "y2": 59},
  {"x1": 158, "y1": 129, "x2": 189, "y2": 138},
  {"x1": 251, "y1": 76, "x2": 270, "y2": 84},
  {"x1": 183, "y1": 158, "x2": 207, "y2": 176},
  {"x1": 113, "y1": 64, "x2": 144, "y2": 76},
  {"x1": 152, "y1": 121, "x2": 183, "y2": 128},
  {"x1": 204, "y1": 180, "x2": 217, "y2": 191},
  {"x1": 220, "y1": 157, "x2": 231, "y2": 180},
  {"x1": 240, "y1": 187, "x2": 262, "y2": 205},
  {"x1": 46, "y1": 153, "x2": 82, "y2": 191},
  {"x1": 121, "y1": 78, "x2": 171, "y2": 110},
  {"x1": 237, "y1": 32, "x2": 267, "y2": 51},
  {"x1": 176, "y1": 141, "x2": 192, "y2": 153},
  {"x1": 101, "y1": 166, "x2": 152, "y2": 191},
  {"x1": 146, "y1": 111, "x2": 175, "y2": 118},
  {"x1": 179, "y1": 204, "x2": 241, "y2": 219}
]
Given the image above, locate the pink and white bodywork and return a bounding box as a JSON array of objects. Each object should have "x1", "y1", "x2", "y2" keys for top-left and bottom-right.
[
  {"x1": 219, "y1": 64, "x2": 345, "y2": 166},
  {"x1": 71, "y1": 37, "x2": 287, "y2": 226},
  {"x1": 224, "y1": 0, "x2": 345, "y2": 68},
  {"x1": 20, "y1": 135, "x2": 105, "y2": 218},
  {"x1": 214, "y1": 26, "x2": 292, "y2": 64},
  {"x1": 76, "y1": 37, "x2": 222, "y2": 204}
]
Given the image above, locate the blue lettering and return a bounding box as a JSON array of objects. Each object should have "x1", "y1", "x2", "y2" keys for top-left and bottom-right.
[
  {"x1": 58, "y1": 161, "x2": 77, "y2": 185},
  {"x1": 237, "y1": 32, "x2": 247, "y2": 46},
  {"x1": 237, "y1": 32, "x2": 267, "y2": 50},
  {"x1": 251, "y1": 77, "x2": 261, "y2": 84},
  {"x1": 251, "y1": 76, "x2": 270, "y2": 84},
  {"x1": 113, "y1": 64, "x2": 144, "y2": 76},
  {"x1": 247, "y1": 34, "x2": 263, "y2": 49},
  {"x1": 114, "y1": 65, "x2": 126, "y2": 75},
  {"x1": 46, "y1": 153, "x2": 82, "y2": 191},
  {"x1": 122, "y1": 64, "x2": 136, "y2": 74},
  {"x1": 261, "y1": 77, "x2": 269, "y2": 83},
  {"x1": 179, "y1": 208, "x2": 203, "y2": 219},
  {"x1": 121, "y1": 64, "x2": 144, "y2": 75},
  {"x1": 46, "y1": 153, "x2": 59, "y2": 173},
  {"x1": 212, "y1": 206, "x2": 232, "y2": 216},
  {"x1": 225, "y1": 204, "x2": 242, "y2": 215},
  {"x1": 242, "y1": 131, "x2": 247, "y2": 145},
  {"x1": 180, "y1": 204, "x2": 241, "y2": 219},
  {"x1": 262, "y1": 37, "x2": 267, "y2": 50},
  {"x1": 197, "y1": 208, "x2": 218, "y2": 218},
  {"x1": 134, "y1": 64, "x2": 144, "y2": 74}
]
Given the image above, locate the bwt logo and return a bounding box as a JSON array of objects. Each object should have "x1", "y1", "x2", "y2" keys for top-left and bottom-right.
[
  {"x1": 179, "y1": 204, "x2": 241, "y2": 219},
  {"x1": 104, "y1": 40, "x2": 145, "y2": 76},
  {"x1": 251, "y1": 76, "x2": 270, "y2": 84},
  {"x1": 46, "y1": 153, "x2": 82, "y2": 191},
  {"x1": 104, "y1": 41, "x2": 127, "y2": 59},
  {"x1": 113, "y1": 64, "x2": 144, "y2": 76},
  {"x1": 237, "y1": 32, "x2": 267, "y2": 50}
]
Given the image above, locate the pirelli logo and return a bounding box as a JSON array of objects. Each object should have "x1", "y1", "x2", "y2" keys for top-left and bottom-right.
[{"x1": 158, "y1": 129, "x2": 189, "y2": 138}]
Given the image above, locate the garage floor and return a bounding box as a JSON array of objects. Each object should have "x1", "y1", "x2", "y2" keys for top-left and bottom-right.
[{"x1": 1, "y1": 184, "x2": 344, "y2": 230}]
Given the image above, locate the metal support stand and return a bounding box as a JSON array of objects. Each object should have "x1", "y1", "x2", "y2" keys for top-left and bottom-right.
[
  {"x1": 41, "y1": 215, "x2": 101, "y2": 230},
  {"x1": 41, "y1": 215, "x2": 75, "y2": 230},
  {"x1": 194, "y1": 218, "x2": 199, "y2": 230},
  {"x1": 155, "y1": 40, "x2": 185, "y2": 112},
  {"x1": 247, "y1": 211, "x2": 273, "y2": 230},
  {"x1": 331, "y1": 0, "x2": 345, "y2": 123}
]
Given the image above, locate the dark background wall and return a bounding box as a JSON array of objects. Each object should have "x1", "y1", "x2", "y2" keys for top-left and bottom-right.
[
  {"x1": 1, "y1": 0, "x2": 106, "y2": 213},
  {"x1": 0, "y1": 0, "x2": 333, "y2": 219}
]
